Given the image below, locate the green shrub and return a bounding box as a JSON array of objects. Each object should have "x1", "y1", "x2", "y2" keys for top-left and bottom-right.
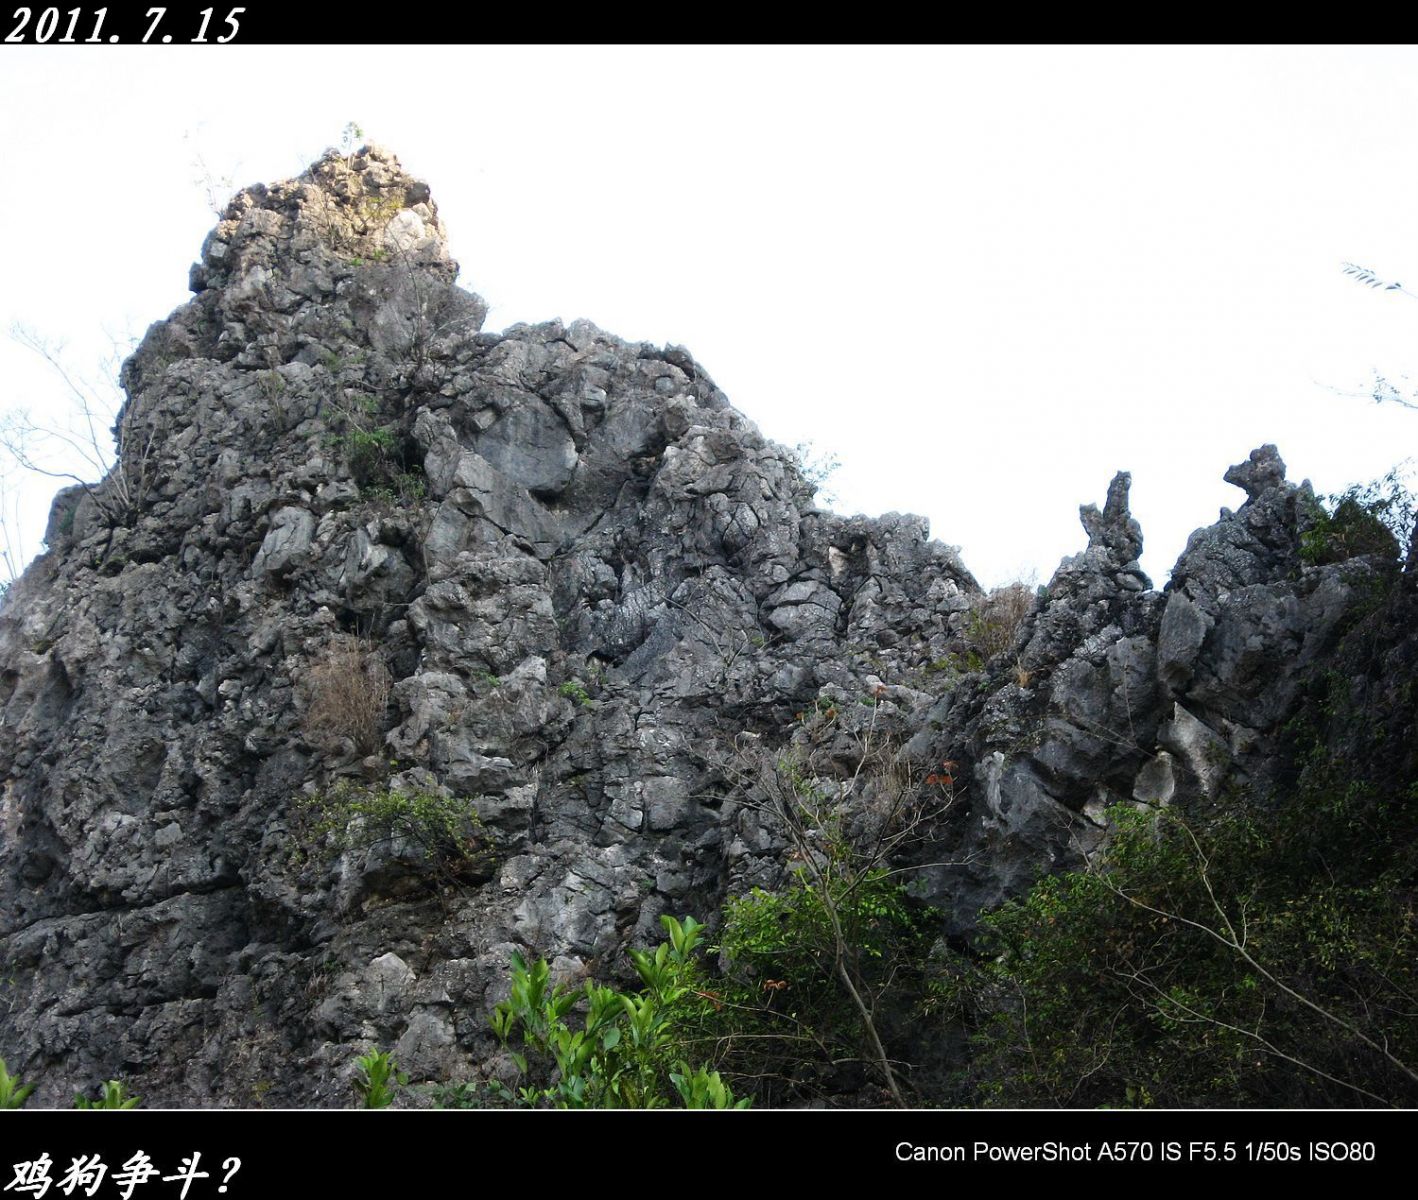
[
  {"x1": 715, "y1": 868, "x2": 928, "y2": 1104},
  {"x1": 671, "y1": 1064, "x2": 750, "y2": 1109},
  {"x1": 1301, "y1": 472, "x2": 1412, "y2": 566},
  {"x1": 490, "y1": 915, "x2": 746, "y2": 1109},
  {"x1": 300, "y1": 781, "x2": 486, "y2": 868},
  {"x1": 957, "y1": 789, "x2": 1418, "y2": 1108},
  {"x1": 710, "y1": 707, "x2": 943, "y2": 1106},
  {"x1": 324, "y1": 391, "x2": 424, "y2": 500},
  {"x1": 558, "y1": 679, "x2": 594, "y2": 708}
]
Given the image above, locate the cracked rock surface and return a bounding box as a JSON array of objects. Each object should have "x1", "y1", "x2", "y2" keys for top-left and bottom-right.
[{"x1": 0, "y1": 149, "x2": 1395, "y2": 1106}]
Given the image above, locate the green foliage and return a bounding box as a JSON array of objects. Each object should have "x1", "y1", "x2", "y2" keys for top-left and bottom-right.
[
  {"x1": 956, "y1": 783, "x2": 1418, "y2": 1107},
  {"x1": 491, "y1": 915, "x2": 746, "y2": 1109},
  {"x1": 323, "y1": 390, "x2": 425, "y2": 502},
  {"x1": 361, "y1": 471, "x2": 427, "y2": 506},
  {"x1": 707, "y1": 706, "x2": 942, "y2": 1105},
  {"x1": 353, "y1": 1049, "x2": 406, "y2": 1109},
  {"x1": 343, "y1": 426, "x2": 397, "y2": 478},
  {"x1": 74, "y1": 1080, "x2": 140, "y2": 1109},
  {"x1": 1300, "y1": 471, "x2": 1412, "y2": 566},
  {"x1": 671, "y1": 1064, "x2": 752, "y2": 1109},
  {"x1": 0, "y1": 1057, "x2": 34, "y2": 1109},
  {"x1": 558, "y1": 679, "x2": 594, "y2": 708},
  {"x1": 715, "y1": 867, "x2": 928, "y2": 1102},
  {"x1": 423, "y1": 1080, "x2": 513, "y2": 1109},
  {"x1": 297, "y1": 782, "x2": 490, "y2": 882}
]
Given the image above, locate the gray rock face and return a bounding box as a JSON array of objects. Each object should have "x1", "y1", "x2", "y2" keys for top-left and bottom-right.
[{"x1": 0, "y1": 148, "x2": 1397, "y2": 1107}]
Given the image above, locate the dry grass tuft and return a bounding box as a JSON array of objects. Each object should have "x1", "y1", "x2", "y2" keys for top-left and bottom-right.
[
  {"x1": 965, "y1": 583, "x2": 1036, "y2": 663},
  {"x1": 304, "y1": 639, "x2": 391, "y2": 756}
]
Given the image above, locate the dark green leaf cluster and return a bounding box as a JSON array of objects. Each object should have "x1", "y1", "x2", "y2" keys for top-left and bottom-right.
[
  {"x1": 1300, "y1": 471, "x2": 1412, "y2": 567},
  {"x1": 954, "y1": 781, "x2": 1418, "y2": 1107},
  {"x1": 713, "y1": 868, "x2": 930, "y2": 1104}
]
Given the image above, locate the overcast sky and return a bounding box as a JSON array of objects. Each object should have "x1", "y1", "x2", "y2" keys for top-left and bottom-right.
[{"x1": 2, "y1": 45, "x2": 1417, "y2": 588}]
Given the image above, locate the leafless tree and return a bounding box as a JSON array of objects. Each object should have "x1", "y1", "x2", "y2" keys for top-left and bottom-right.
[{"x1": 1, "y1": 324, "x2": 158, "y2": 527}]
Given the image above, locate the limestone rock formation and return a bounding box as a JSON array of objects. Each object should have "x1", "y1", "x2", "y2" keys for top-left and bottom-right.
[{"x1": 0, "y1": 148, "x2": 1401, "y2": 1106}]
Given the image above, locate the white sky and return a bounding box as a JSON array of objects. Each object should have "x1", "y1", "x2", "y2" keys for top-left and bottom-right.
[{"x1": 2, "y1": 45, "x2": 1417, "y2": 588}]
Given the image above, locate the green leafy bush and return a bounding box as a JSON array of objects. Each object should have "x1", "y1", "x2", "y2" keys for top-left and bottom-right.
[
  {"x1": 671, "y1": 1064, "x2": 749, "y2": 1109},
  {"x1": 490, "y1": 915, "x2": 747, "y2": 1109},
  {"x1": 324, "y1": 390, "x2": 425, "y2": 501},
  {"x1": 955, "y1": 787, "x2": 1418, "y2": 1108},
  {"x1": 558, "y1": 679, "x2": 594, "y2": 708},
  {"x1": 298, "y1": 782, "x2": 490, "y2": 883},
  {"x1": 715, "y1": 867, "x2": 928, "y2": 1104},
  {"x1": 1301, "y1": 471, "x2": 1412, "y2": 566},
  {"x1": 710, "y1": 706, "x2": 945, "y2": 1106}
]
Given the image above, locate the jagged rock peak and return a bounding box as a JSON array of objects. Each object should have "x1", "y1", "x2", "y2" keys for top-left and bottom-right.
[
  {"x1": 1079, "y1": 470, "x2": 1143, "y2": 566},
  {"x1": 188, "y1": 143, "x2": 456, "y2": 295},
  {"x1": 1223, "y1": 443, "x2": 1288, "y2": 501},
  {"x1": 7, "y1": 138, "x2": 1401, "y2": 1112}
]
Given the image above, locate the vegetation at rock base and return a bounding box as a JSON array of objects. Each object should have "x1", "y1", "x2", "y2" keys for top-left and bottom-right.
[
  {"x1": 942, "y1": 793, "x2": 1418, "y2": 1107},
  {"x1": 0, "y1": 1058, "x2": 33, "y2": 1109},
  {"x1": 488, "y1": 915, "x2": 748, "y2": 1109},
  {"x1": 702, "y1": 701, "x2": 951, "y2": 1107},
  {"x1": 353, "y1": 1049, "x2": 405, "y2": 1109},
  {"x1": 938, "y1": 573, "x2": 1418, "y2": 1109},
  {"x1": 709, "y1": 870, "x2": 930, "y2": 1105},
  {"x1": 74, "y1": 1079, "x2": 141, "y2": 1109}
]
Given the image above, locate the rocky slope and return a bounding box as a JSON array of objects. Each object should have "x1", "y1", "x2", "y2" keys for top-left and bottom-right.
[{"x1": 0, "y1": 147, "x2": 1400, "y2": 1106}]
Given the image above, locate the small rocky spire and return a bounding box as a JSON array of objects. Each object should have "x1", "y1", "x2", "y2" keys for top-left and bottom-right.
[
  {"x1": 1079, "y1": 470, "x2": 1144, "y2": 565},
  {"x1": 1223, "y1": 444, "x2": 1287, "y2": 502}
]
